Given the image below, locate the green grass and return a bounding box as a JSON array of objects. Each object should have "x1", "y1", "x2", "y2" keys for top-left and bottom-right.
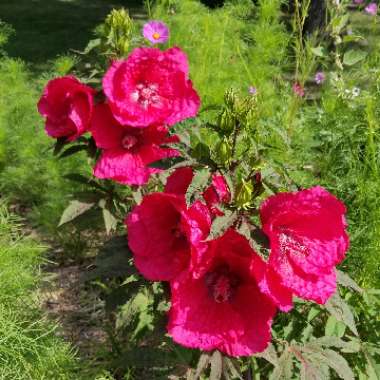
[
  {"x1": 0, "y1": 201, "x2": 84, "y2": 379},
  {"x1": 0, "y1": 0, "x2": 143, "y2": 72}
]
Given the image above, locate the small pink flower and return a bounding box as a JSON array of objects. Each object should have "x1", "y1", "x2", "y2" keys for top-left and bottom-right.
[
  {"x1": 37, "y1": 76, "x2": 95, "y2": 141},
  {"x1": 256, "y1": 186, "x2": 349, "y2": 310},
  {"x1": 248, "y1": 86, "x2": 257, "y2": 95},
  {"x1": 292, "y1": 82, "x2": 305, "y2": 97},
  {"x1": 103, "y1": 47, "x2": 200, "y2": 127},
  {"x1": 143, "y1": 20, "x2": 169, "y2": 44},
  {"x1": 168, "y1": 229, "x2": 276, "y2": 357},
  {"x1": 365, "y1": 2, "x2": 378, "y2": 14},
  {"x1": 315, "y1": 71, "x2": 326, "y2": 85},
  {"x1": 91, "y1": 104, "x2": 179, "y2": 185}
]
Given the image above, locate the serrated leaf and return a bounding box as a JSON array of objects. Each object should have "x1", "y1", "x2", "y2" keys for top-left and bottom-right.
[
  {"x1": 148, "y1": 156, "x2": 186, "y2": 169},
  {"x1": 207, "y1": 211, "x2": 238, "y2": 241},
  {"x1": 321, "y1": 349, "x2": 354, "y2": 380},
  {"x1": 58, "y1": 144, "x2": 88, "y2": 159},
  {"x1": 195, "y1": 352, "x2": 211, "y2": 379},
  {"x1": 325, "y1": 292, "x2": 358, "y2": 336},
  {"x1": 185, "y1": 168, "x2": 210, "y2": 206},
  {"x1": 210, "y1": 351, "x2": 223, "y2": 380},
  {"x1": 83, "y1": 38, "x2": 101, "y2": 54},
  {"x1": 336, "y1": 270, "x2": 363, "y2": 293},
  {"x1": 269, "y1": 348, "x2": 293, "y2": 380},
  {"x1": 224, "y1": 358, "x2": 243, "y2": 380},
  {"x1": 343, "y1": 49, "x2": 367, "y2": 66},
  {"x1": 300, "y1": 358, "x2": 327, "y2": 380},
  {"x1": 325, "y1": 315, "x2": 346, "y2": 337},
  {"x1": 64, "y1": 173, "x2": 105, "y2": 191},
  {"x1": 255, "y1": 343, "x2": 278, "y2": 366},
  {"x1": 102, "y1": 207, "x2": 117, "y2": 234},
  {"x1": 58, "y1": 200, "x2": 95, "y2": 226}
]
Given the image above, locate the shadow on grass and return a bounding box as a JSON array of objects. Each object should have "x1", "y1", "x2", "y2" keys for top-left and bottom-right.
[{"x1": 0, "y1": 0, "x2": 145, "y2": 71}]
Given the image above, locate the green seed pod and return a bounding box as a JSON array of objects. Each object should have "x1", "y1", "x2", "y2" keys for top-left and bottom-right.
[{"x1": 235, "y1": 179, "x2": 253, "y2": 209}]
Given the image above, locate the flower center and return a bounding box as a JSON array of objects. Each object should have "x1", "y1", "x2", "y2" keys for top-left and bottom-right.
[
  {"x1": 122, "y1": 134, "x2": 138, "y2": 150},
  {"x1": 205, "y1": 265, "x2": 240, "y2": 303},
  {"x1": 130, "y1": 82, "x2": 161, "y2": 110},
  {"x1": 152, "y1": 32, "x2": 161, "y2": 40}
]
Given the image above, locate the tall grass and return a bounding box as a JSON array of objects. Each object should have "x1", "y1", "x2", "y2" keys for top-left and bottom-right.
[{"x1": 0, "y1": 201, "x2": 84, "y2": 379}]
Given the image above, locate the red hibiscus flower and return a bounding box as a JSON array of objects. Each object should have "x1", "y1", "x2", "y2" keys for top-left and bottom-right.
[
  {"x1": 91, "y1": 104, "x2": 179, "y2": 185},
  {"x1": 125, "y1": 169, "x2": 211, "y2": 281},
  {"x1": 203, "y1": 174, "x2": 231, "y2": 216},
  {"x1": 37, "y1": 76, "x2": 95, "y2": 141},
  {"x1": 255, "y1": 186, "x2": 349, "y2": 310},
  {"x1": 103, "y1": 47, "x2": 200, "y2": 127},
  {"x1": 168, "y1": 229, "x2": 276, "y2": 357}
]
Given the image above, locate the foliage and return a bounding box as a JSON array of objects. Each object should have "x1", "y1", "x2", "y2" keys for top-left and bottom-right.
[{"x1": 0, "y1": 201, "x2": 85, "y2": 379}]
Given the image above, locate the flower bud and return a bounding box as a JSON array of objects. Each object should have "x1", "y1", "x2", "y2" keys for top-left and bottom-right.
[
  {"x1": 224, "y1": 88, "x2": 238, "y2": 110},
  {"x1": 217, "y1": 110, "x2": 235, "y2": 134},
  {"x1": 104, "y1": 8, "x2": 133, "y2": 56},
  {"x1": 215, "y1": 138, "x2": 232, "y2": 166},
  {"x1": 235, "y1": 179, "x2": 253, "y2": 209}
]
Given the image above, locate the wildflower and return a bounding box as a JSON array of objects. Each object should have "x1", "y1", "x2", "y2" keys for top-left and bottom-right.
[
  {"x1": 103, "y1": 47, "x2": 200, "y2": 127},
  {"x1": 315, "y1": 71, "x2": 326, "y2": 85},
  {"x1": 37, "y1": 76, "x2": 95, "y2": 141},
  {"x1": 167, "y1": 229, "x2": 276, "y2": 357},
  {"x1": 126, "y1": 169, "x2": 211, "y2": 281},
  {"x1": 256, "y1": 186, "x2": 349, "y2": 309},
  {"x1": 143, "y1": 20, "x2": 169, "y2": 44},
  {"x1": 248, "y1": 86, "x2": 257, "y2": 95},
  {"x1": 365, "y1": 2, "x2": 378, "y2": 14},
  {"x1": 91, "y1": 104, "x2": 179, "y2": 185},
  {"x1": 292, "y1": 82, "x2": 305, "y2": 97}
]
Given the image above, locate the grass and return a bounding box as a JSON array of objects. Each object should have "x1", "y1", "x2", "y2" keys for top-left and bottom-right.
[
  {"x1": 0, "y1": 0, "x2": 143, "y2": 72},
  {"x1": 0, "y1": 201, "x2": 84, "y2": 379}
]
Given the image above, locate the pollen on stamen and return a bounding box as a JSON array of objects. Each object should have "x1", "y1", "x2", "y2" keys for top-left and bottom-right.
[{"x1": 152, "y1": 32, "x2": 161, "y2": 40}]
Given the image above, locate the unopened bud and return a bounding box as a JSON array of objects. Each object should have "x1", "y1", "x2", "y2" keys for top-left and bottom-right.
[
  {"x1": 215, "y1": 138, "x2": 232, "y2": 166},
  {"x1": 235, "y1": 179, "x2": 253, "y2": 209},
  {"x1": 217, "y1": 110, "x2": 235, "y2": 134}
]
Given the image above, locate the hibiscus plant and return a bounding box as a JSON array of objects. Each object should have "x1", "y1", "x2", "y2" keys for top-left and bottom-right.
[{"x1": 37, "y1": 9, "x2": 378, "y2": 380}]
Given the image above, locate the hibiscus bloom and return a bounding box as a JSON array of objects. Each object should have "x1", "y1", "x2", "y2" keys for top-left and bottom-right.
[
  {"x1": 255, "y1": 186, "x2": 349, "y2": 310},
  {"x1": 37, "y1": 76, "x2": 95, "y2": 141},
  {"x1": 168, "y1": 229, "x2": 276, "y2": 357},
  {"x1": 126, "y1": 169, "x2": 211, "y2": 281},
  {"x1": 103, "y1": 47, "x2": 200, "y2": 127},
  {"x1": 143, "y1": 20, "x2": 169, "y2": 44},
  {"x1": 91, "y1": 104, "x2": 178, "y2": 185},
  {"x1": 203, "y1": 174, "x2": 231, "y2": 216}
]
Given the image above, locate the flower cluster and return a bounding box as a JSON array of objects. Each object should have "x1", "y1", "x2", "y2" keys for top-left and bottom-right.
[
  {"x1": 37, "y1": 20, "x2": 350, "y2": 358},
  {"x1": 38, "y1": 46, "x2": 200, "y2": 185}
]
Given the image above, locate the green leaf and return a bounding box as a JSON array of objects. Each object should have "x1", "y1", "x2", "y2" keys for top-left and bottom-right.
[
  {"x1": 83, "y1": 38, "x2": 101, "y2": 54},
  {"x1": 58, "y1": 144, "x2": 88, "y2": 159},
  {"x1": 255, "y1": 343, "x2": 278, "y2": 366},
  {"x1": 192, "y1": 142, "x2": 211, "y2": 161},
  {"x1": 207, "y1": 211, "x2": 238, "y2": 241},
  {"x1": 148, "y1": 156, "x2": 186, "y2": 169},
  {"x1": 311, "y1": 46, "x2": 326, "y2": 57},
  {"x1": 224, "y1": 358, "x2": 243, "y2": 380},
  {"x1": 83, "y1": 236, "x2": 133, "y2": 281},
  {"x1": 269, "y1": 348, "x2": 293, "y2": 380},
  {"x1": 321, "y1": 349, "x2": 355, "y2": 380},
  {"x1": 102, "y1": 207, "x2": 117, "y2": 234},
  {"x1": 325, "y1": 292, "x2": 358, "y2": 336},
  {"x1": 336, "y1": 270, "x2": 363, "y2": 293},
  {"x1": 210, "y1": 351, "x2": 223, "y2": 380},
  {"x1": 185, "y1": 168, "x2": 210, "y2": 206},
  {"x1": 53, "y1": 137, "x2": 67, "y2": 156},
  {"x1": 58, "y1": 200, "x2": 95, "y2": 226},
  {"x1": 343, "y1": 50, "x2": 368, "y2": 66},
  {"x1": 325, "y1": 316, "x2": 346, "y2": 337}
]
